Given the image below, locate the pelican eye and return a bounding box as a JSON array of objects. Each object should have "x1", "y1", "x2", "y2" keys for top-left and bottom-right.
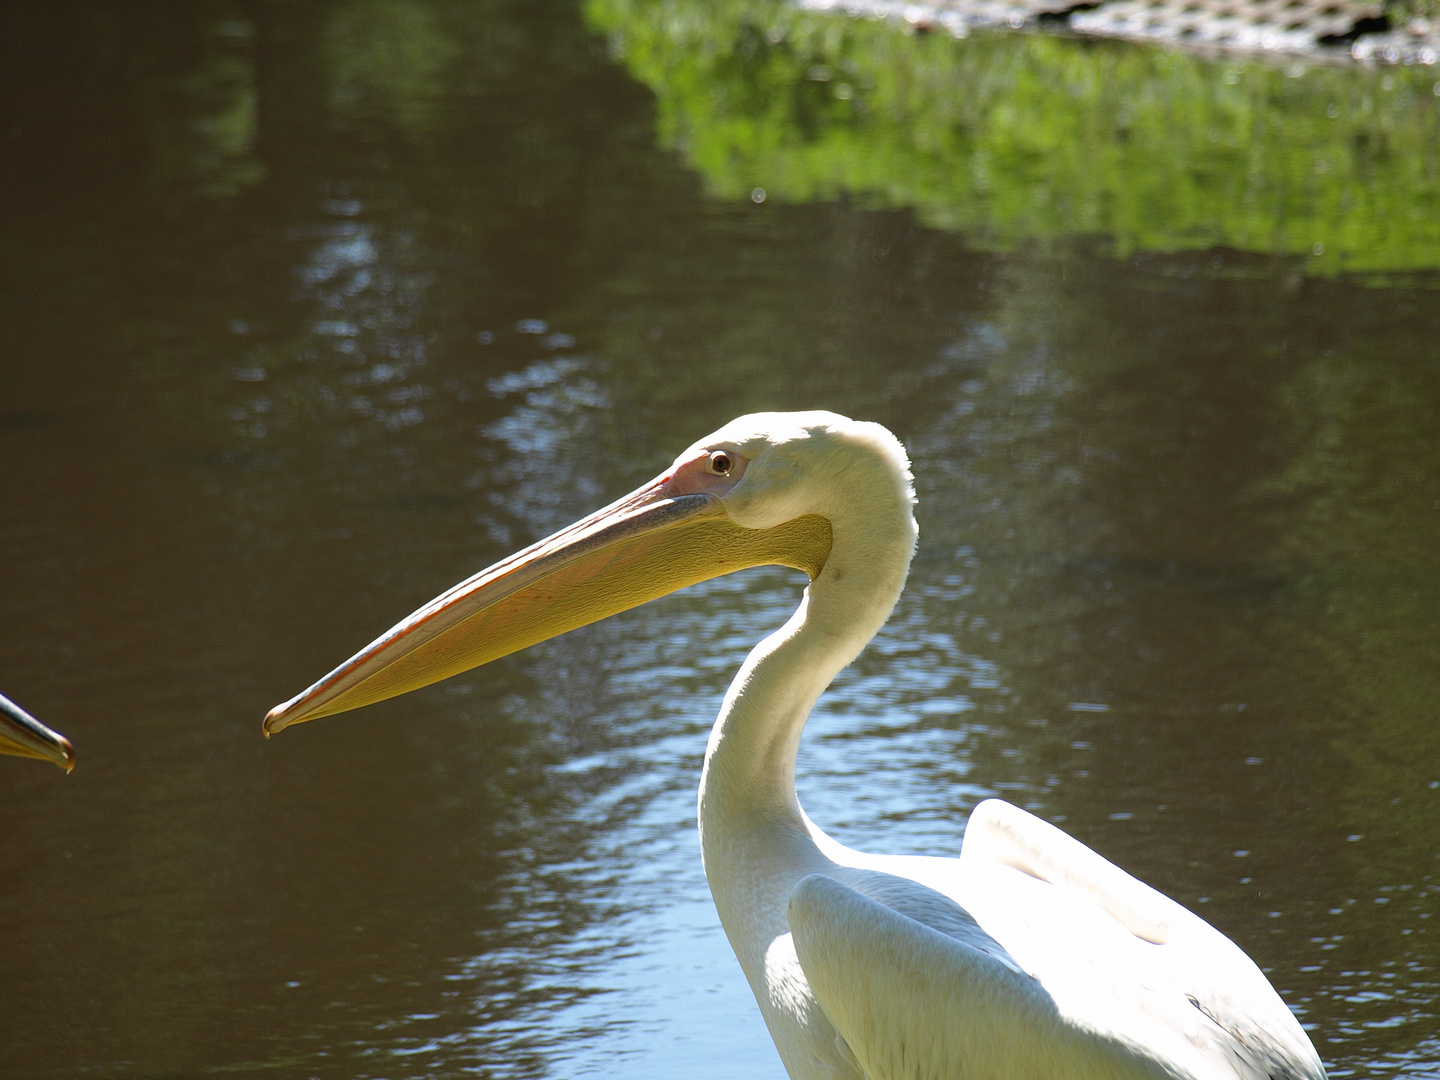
[{"x1": 707, "y1": 450, "x2": 733, "y2": 476}]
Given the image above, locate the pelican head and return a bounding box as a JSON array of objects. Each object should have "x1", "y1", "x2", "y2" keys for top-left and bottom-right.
[
  {"x1": 264, "y1": 411, "x2": 911, "y2": 734},
  {"x1": 0, "y1": 692, "x2": 74, "y2": 772}
]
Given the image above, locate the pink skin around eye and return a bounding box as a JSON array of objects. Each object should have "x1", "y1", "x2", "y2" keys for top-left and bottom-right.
[{"x1": 658, "y1": 451, "x2": 748, "y2": 499}]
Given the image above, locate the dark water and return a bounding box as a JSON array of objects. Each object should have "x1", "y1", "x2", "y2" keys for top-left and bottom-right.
[{"x1": 2, "y1": 3, "x2": 1438, "y2": 1077}]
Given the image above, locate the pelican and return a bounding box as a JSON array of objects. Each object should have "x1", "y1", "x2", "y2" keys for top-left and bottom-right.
[
  {"x1": 0, "y1": 691, "x2": 74, "y2": 772},
  {"x1": 265, "y1": 411, "x2": 1325, "y2": 1079}
]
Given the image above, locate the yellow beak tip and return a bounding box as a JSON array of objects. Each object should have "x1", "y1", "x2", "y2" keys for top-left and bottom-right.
[{"x1": 262, "y1": 707, "x2": 288, "y2": 738}]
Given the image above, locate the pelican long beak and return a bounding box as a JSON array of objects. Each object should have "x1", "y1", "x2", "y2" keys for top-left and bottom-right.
[
  {"x1": 0, "y1": 692, "x2": 75, "y2": 772},
  {"x1": 264, "y1": 474, "x2": 832, "y2": 735}
]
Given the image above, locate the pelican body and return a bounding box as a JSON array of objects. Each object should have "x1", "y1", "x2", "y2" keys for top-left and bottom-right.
[{"x1": 266, "y1": 412, "x2": 1325, "y2": 1080}]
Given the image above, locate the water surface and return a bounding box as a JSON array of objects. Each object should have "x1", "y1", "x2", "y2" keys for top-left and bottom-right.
[{"x1": 1, "y1": 3, "x2": 1438, "y2": 1078}]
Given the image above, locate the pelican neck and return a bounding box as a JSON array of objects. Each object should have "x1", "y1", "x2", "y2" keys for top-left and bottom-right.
[{"x1": 697, "y1": 489, "x2": 917, "y2": 849}]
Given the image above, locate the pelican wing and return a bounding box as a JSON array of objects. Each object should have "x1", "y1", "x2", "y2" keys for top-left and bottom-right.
[
  {"x1": 953, "y1": 800, "x2": 1326, "y2": 1080},
  {"x1": 787, "y1": 873, "x2": 1178, "y2": 1080}
]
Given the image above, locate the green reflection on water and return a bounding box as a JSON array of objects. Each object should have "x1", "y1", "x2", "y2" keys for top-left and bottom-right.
[
  {"x1": 589, "y1": 0, "x2": 1440, "y2": 277},
  {"x1": 325, "y1": 0, "x2": 464, "y2": 138},
  {"x1": 1263, "y1": 341, "x2": 1440, "y2": 1051}
]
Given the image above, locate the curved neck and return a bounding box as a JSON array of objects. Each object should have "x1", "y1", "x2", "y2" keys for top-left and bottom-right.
[{"x1": 696, "y1": 485, "x2": 916, "y2": 885}]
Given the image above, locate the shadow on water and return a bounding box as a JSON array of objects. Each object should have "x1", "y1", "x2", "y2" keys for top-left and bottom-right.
[{"x1": 0, "y1": 1, "x2": 1437, "y2": 1077}]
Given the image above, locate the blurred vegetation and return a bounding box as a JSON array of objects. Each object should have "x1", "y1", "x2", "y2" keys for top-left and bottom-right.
[
  {"x1": 1390, "y1": 0, "x2": 1439, "y2": 22},
  {"x1": 324, "y1": 0, "x2": 464, "y2": 138},
  {"x1": 589, "y1": 0, "x2": 1440, "y2": 277}
]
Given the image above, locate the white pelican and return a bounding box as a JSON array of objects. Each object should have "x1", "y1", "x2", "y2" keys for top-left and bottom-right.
[
  {"x1": 265, "y1": 411, "x2": 1325, "y2": 1080},
  {"x1": 0, "y1": 691, "x2": 74, "y2": 771}
]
